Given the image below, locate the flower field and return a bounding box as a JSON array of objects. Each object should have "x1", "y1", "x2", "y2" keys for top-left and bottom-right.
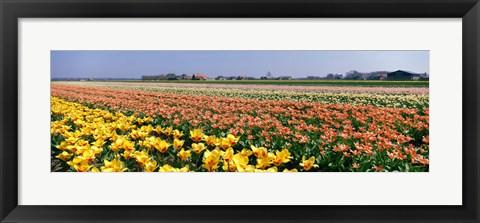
[{"x1": 51, "y1": 82, "x2": 429, "y2": 172}]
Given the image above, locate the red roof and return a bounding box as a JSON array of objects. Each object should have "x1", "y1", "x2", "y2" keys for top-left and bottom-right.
[{"x1": 193, "y1": 73, "x2": 208, "y2": 79}]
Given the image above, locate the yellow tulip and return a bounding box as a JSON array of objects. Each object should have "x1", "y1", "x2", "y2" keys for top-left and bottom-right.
[
  {"x1": 129, "y1": 129, "x2": 140, "y2": 140},
  {"x1": 244, "y1": 165, "x2": 255, "y2": 172},
  {"x1": 136, "y1": 118, "x2": 145, "y2": 125},
  {"x1": 300, "y1": 156, "x2": 319, "y2": 171},
  {"x1": 251, "y1": 145, "x2": 268, "y2": 158},
  {"x1": 222, "y1": 160, "x2": 237, "y2": 172},
  {"x1": 190, "y1": 129, "x2": 204, "y2": 142},
  {"x1": 232, "y1": 153, "x2": 250, "y2": 172},
  {"x1": 77, "y1": 139, "x2": 89, "y2": 147},
  {"x1": 272, "y1": 149, "x2": 292, "y2": 166},
  {"x1": 133, "y1": 150, "x2": 149, "y2": 165},
  {"x1": 66, "y1": 136, "x2": 78, "y2": 145},
  {"x1": 267, "y1": 166, "x2": 278, "y2": 172},
  {"x1": 155, "y1": 140, "x2": 171, "y2": 153},
  {"x1": 67, "y1": 157, "x2": 91, "y2": 172},
  {"x1": 90, "y1": 146, "x2": 104, "y2": 155},
  {"x1": 109, "y1": 136, "x2": 133, "y2": 153},
  {"x1": 81, "y1": 149, "x2": 96, "y2": 162},
  {"x1": 158, "y1": 164, "x2": 188, "y2": 172},
  {"x1": 202, "y1": 149, "x2": 221, "y2": 172},
  {"x1": 74, "y1": 144, "x2": 89, "y2": 155},
  {"x1": 219, "y1": 138, "x2": 231, "y2": 150},
  {"x1": 154, "y1": 126, "x2": 164, "y2": 134},
  {"x1": 159, "y1": 164, "x2": 174, "y2": 172},
  {"x1": 142, "y1": 136, "x2": 157, "y2": 150},
  {"x1": 143, "y1": 117, "x2": 152, "y2": 123},
  {"x1": 173, "y1": 138, "x2": 185, "y2": 150},
  {"x1": 204, "y1": 135, "x2": 219, "y2": 147},
  {"x1": 239, "y1": 148, "x2": 253, "y2": 157},
  {"x1": 55, "y1": 141, "x2": 69, "y2": 150},
  {"x1": 173, "y1": 129, "x2": 184, "y2": 139},
  {"x1": 221, "y1": 147, "x2": 234, "y2": 163},
  {"x1": 255, "y1": 155, "x2": 273, "y2": 170},
  {"x1": 144, "y1": 159, "x2": 158, "y2": 172},
  {"x1": 123, "y1": 139, "x2": 135, "y2": 151},
  {"x1": 55, "y1": 151, "x2": 72, "y2": 161},
  {"x1": 177, "y1": 148, "x2": 191, "y2": 161},
  {"x1": 254, "y1": 167, "x2": 278, "y2": 172},
  {"x1": 159, "y1": 165, "x2": 189, "y2": 172},
  {"x1": 138, "y1": 129, "x2": 149, "y2": 139},
  {"x1": 192, "y1": 143, "x2": 206, "y2": 154},
  {"x1": 116, "y1": 122, "x2": 130, "y2": 131},
  {"x1": 178, "y1": 166, "x2": 189, "y2": 172},
  {"x1": 225, "y1": 134, "x2": 240, "y2": 147},
  {"x1": 163, "y1": 126, "x2": 173, "y2": 136},
  {"x1": 101, "y1": 158, "x2": 127, "y2": 172},
  {"x1": 122, "y1": 150, "x2": 134, "y2": 160}
]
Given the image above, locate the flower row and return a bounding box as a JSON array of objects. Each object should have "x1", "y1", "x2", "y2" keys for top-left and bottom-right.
[{"x1": 54, "y1": 82, "x2": 429, "y2": 109}]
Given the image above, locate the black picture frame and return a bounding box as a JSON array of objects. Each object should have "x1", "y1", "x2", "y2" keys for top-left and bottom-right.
[{"x1": 1, "y1": 0, "x2": 479, "y2": 222}]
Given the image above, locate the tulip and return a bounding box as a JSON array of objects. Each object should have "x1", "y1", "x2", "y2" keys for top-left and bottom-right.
[
  {"x1": 202, "y1": 149, "x2": 221, "y2": 172},
  {"x1": 177, "y1": 148, "x2": 191, "y2": 161},
  {"x1": 55, "y1": 151, "x2": 72, "y2": 161},
  {"x1": 173, "y1": 129, "x2": 184, "y2": 139},
  {"x1": 190, "y1": 129, "x2": 204, "y2": 142},
  {"x1": 173, "y1": 138, "x2": 185, "y2": 150},
  {"x1": 251, "y1": 145, "x2": 268, "y2": 158},
  {"x1": 101, "y1": 158, "x2": 127, "y2": 172},
  {"x1": 133, "y1": 150, "x2": 149, "y2": 165},
  {"x1": 300, "y1": 156, "x2": 319, "y2": 171},
  {"x1": 192, "y1": 143, "x2": 206, "y2": 154},
  {"x1": 144, "y1": 159, "x2": 158, "y2": 172},
  {"x1": 155, "y1": 140, "x2": 171, "y2": 153}
]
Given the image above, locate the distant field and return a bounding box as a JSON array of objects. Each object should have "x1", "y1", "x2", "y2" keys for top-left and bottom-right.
[
  {"x1": 57, "y1": 81, "x2": 429, "y2": 95},
  {"x1": 113, "y1": 79, "x2": 429, "y2": 87}
]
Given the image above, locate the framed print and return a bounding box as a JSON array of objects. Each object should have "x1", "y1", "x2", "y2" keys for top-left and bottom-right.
[{"x1": 1, "y1": 0, "x2": 479, "y2": 222}]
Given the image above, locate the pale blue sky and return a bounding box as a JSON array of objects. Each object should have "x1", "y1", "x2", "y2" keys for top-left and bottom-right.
[{"x1": 51, "y1": 50, "x2": 429, "y2": 78}]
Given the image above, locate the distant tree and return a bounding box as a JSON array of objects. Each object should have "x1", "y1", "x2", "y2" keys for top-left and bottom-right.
[
  {"x1": 326, "y1": 73, "x2": 334, "y2": 80},
  {"x1": 166, "y1": 73, "x2": 177, "y2": 80},
  {"x1": 142, "y1": 75, "x2": 164, "y2": 80},
  {"x1": 192, "y1": 74, "x2": 196, "y2": 80},
  {"x1": 344, "y1": 70, "x2": 363, "y2": 80},
  {"x1": 306, "y1": 76, "x2": 321, "y2": 80}
]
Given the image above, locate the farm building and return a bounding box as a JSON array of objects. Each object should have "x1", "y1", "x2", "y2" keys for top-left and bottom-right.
[
  {"x1": 387, "y1": 70, "x2": 422, "y2": 80},
  {"x1": 192, "y1": 73, "x2": 208, "y2": 80},
  {"x1": 378, "y1": 73, "x2": 388, "y2": 80},
  {"x1": 177, "y1": 74, "x2": 192, "y2": 80}
]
